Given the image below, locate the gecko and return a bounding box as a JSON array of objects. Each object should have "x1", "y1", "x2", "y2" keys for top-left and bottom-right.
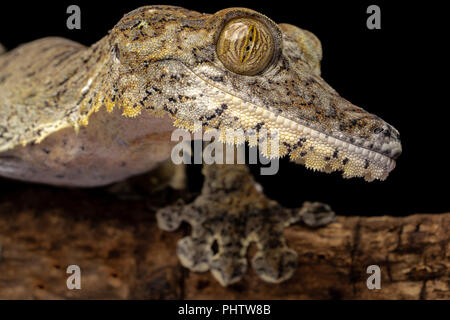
[{"x1": 0, "y1": 6, "x2": 401, "y2": 286}]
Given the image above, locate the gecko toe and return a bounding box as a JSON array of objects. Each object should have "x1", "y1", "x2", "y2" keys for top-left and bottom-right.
[
  {"x1": 300, "y1": 201, "x2": 336, "y2": 227},
  {"x1": 177, "y1": 236, "x2": 212, "y2": 272},
  {"x1": 210, "y1": 255, "x2": 248, "y2": 286},
  {"x1": 252, "y1": 248, "x2": 298, "y2": 283},
  {"x1": 156, "y1": 199, "x2": 185, "y2": 231}
]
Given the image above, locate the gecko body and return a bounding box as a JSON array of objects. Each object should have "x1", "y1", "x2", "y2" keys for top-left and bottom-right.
[{"x1": 0, "y1": 6, "x2": 401, "y2": 285}]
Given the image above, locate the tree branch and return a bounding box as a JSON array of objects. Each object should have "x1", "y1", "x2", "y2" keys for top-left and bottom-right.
[{"x1": 0, "y1": 178, "x2": 448, "y2": 299}]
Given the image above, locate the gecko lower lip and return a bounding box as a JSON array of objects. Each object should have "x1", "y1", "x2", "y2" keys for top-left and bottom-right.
[
  {"x1": 289, "y1": 119, "x2": 401, "y2": 163},
  {"x1": 253, "y1": 106, "x2": 398, "y2": 168}
]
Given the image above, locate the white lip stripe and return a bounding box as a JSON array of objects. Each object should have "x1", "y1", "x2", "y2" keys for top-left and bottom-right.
[{"x1": 244, "y1": 104, "x2": 398, "y2": 166}]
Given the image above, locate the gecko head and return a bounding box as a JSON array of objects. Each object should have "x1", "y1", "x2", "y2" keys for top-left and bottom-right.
[{"x1": 110, "y1": 6, "x2": 401, "y2": 181}]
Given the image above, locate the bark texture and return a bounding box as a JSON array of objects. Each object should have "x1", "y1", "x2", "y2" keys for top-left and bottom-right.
[{"x1": 0, "y1": 175, "x2": 448, "y2": 300}]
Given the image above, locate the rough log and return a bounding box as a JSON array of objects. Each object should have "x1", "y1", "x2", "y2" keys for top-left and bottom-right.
[{"x1": 0, "y1": 177, "x2": 448, "y2": 300}]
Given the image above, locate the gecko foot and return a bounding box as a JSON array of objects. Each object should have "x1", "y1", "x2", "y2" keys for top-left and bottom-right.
[{"x1": 156, "y1": 164, "x2": 335, "y2": 286}]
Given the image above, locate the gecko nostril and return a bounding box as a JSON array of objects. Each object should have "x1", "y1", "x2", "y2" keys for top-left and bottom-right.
[{"x1": 373, "y1": 127, "x2": 384, "y2": 134}]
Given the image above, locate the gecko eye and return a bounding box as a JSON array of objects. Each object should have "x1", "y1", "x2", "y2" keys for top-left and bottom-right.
[{"x1": 217, "y1": 17, "x2": 275, "y2": 76}]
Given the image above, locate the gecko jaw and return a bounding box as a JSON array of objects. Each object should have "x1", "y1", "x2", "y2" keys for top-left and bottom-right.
[
  {"x1": 173, "y1": 64, "x2": 401, "y2": 181},
  {"x1": 222, "y1": 100, "x2": 398, "y2": 181}
]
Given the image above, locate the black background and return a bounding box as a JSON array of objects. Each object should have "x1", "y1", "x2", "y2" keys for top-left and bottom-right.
[
  {"x1": 0, "y1": 300, "x2": 441, "y2": 318},
  {"x1": 0, "y1": 1, "x2": 446, "y2": 216}
]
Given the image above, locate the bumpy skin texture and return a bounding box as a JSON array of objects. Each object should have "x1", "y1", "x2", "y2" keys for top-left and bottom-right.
[
  {"x1": 0, "y1": 5, "x2": 401, "y2": 184},
  {"x1": 0, "y1": 6, "x2": 401, "y2": 284}
]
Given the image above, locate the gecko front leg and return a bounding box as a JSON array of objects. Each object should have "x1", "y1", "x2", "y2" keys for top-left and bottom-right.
[{"x1": 157, "y1": 164, "x2": 335, "y2": 286}]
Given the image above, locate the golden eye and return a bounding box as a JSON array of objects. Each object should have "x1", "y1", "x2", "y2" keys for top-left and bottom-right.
[{"x1": 217, "y1": 17, "x2": 274, "y2": 76}]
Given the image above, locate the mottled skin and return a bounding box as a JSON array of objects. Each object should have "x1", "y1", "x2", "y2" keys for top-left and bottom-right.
[
  {"x1": 0, "y1": 6, "x2": 401, "y2": 284},
  {"x1": 157, "y1": 164, "x2": 336, "y2": 286}
]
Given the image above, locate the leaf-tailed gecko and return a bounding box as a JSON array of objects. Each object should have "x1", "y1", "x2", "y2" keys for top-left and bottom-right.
[{"x1": 0, "y1": 6, "x2": 401, "y2": 285}]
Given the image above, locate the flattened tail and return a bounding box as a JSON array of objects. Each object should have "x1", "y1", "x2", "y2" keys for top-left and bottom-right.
[{"x1": 0, "y1": 43, "x2": 5, "y2": 55}]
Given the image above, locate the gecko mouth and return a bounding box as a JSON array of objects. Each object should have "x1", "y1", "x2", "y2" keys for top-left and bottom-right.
[
  {"x1": 176, "y1": 64, "x2": 401, "y2": 181},
  {"x1": 217, "y1": 95, "x2": 399, "y2": 181}
]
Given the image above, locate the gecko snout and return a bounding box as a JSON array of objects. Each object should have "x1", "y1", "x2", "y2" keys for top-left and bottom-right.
[{"x1": 371, "y1": 122, "x2": 402, "y2": 160}]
